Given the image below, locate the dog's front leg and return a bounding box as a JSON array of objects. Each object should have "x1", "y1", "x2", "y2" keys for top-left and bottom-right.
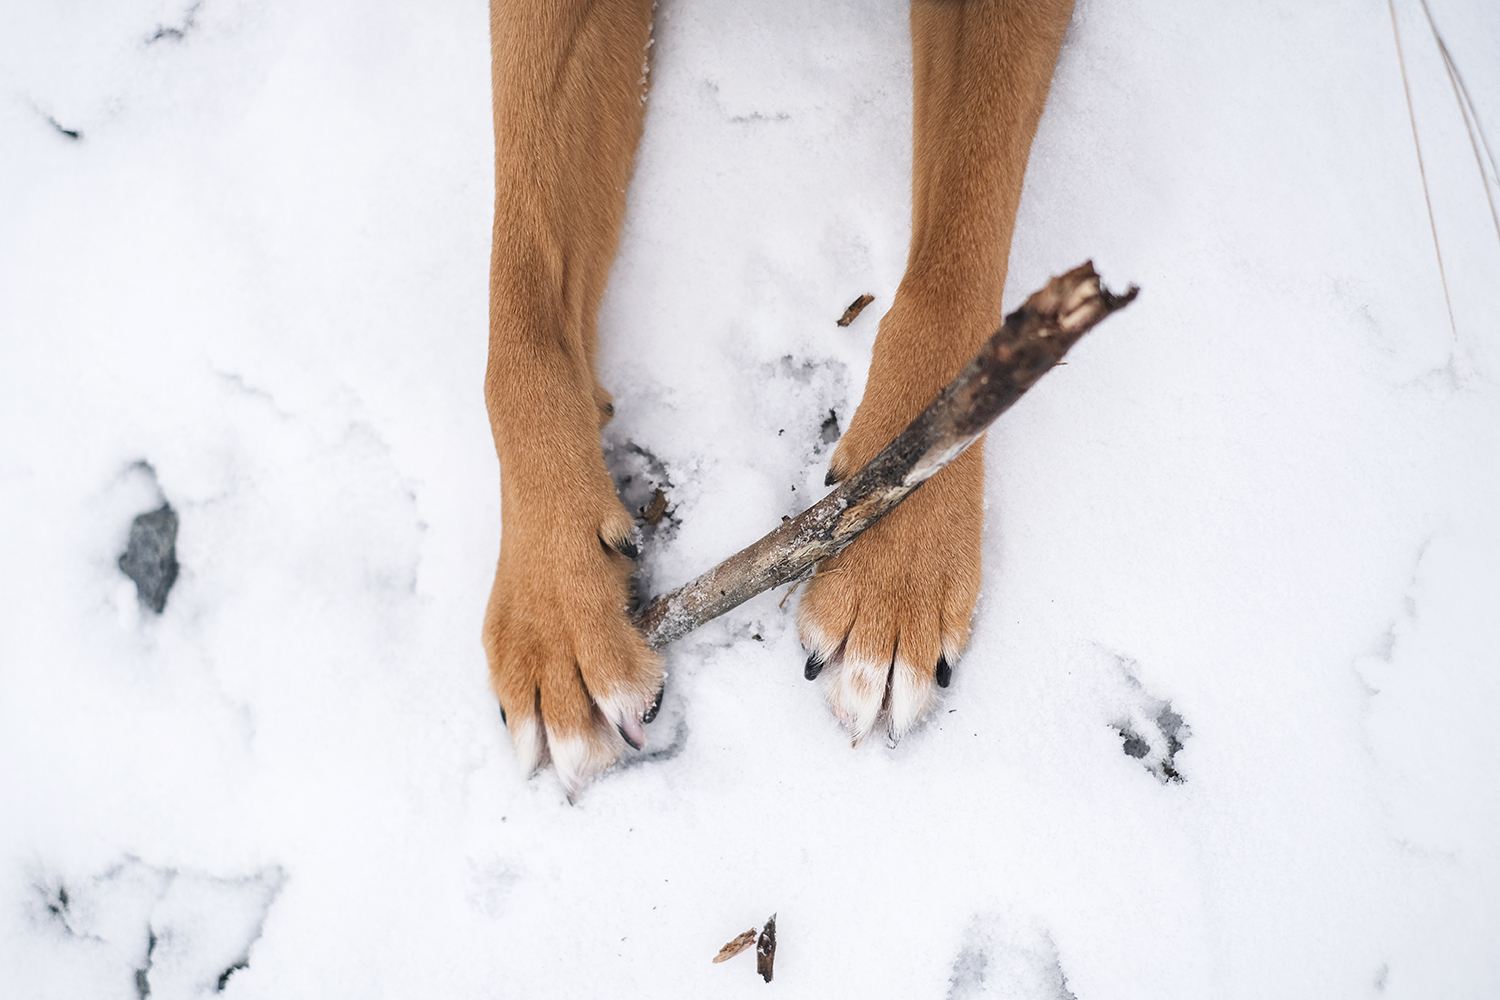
[
  {"x1": 485, "y1": 0, "x2": 659, "y2": 797},
  {"x1": 799, "y1": 0, "x2": 1075, "y2": 743}
]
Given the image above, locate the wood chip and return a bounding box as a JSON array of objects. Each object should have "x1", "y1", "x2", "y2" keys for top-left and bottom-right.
[
  {"x1": 712, "y1": 928, "x2": 758, "y2": 964},
  {"x1": 641, "y1": 488, "x2": 668, "y2": 526},
  {"x1": 836, "y1": 293, "x2": 875, "y2": 327},
  {"x1": 756, "y1": 913, "x2": 777, "y2": 982}
]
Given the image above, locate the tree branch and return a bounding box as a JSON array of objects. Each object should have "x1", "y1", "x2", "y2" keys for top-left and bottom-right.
[{"x1": 632, "y1": 261, "x2": 1138, "y2": 649}]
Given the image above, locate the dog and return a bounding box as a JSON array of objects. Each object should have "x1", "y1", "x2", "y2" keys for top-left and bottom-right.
[{"x1": 484, "y1": 0, "x2": 1075, "y2": 795}]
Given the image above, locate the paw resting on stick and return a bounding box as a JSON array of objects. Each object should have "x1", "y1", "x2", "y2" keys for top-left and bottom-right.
[
  {"x1": 488, "y1": 263, "x2": 1134, "y2": 796},
  {"x1": 634, "y1": 263, "x2": 1138, "y2": 742}
]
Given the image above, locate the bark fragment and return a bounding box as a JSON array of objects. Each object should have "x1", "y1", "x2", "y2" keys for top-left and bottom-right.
[
  {"x1": 642, "y1": 488, "x2": 669, "y2": 526},
  {"x1": 836, "y1": 293, "x2": 875, "y2": 327},
  {"x1": 756, "y1": 913, "x2": 777, "y2": 983},
  {"x1": 712, "y1": 928, "x2": 758, "y2": 963}
]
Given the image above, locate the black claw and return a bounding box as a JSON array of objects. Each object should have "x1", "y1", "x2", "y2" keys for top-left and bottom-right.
[
  {"x1": 935, "y1": 656, "x2": 952, "y2": 688},
  {"x1": 499, "y1": 704, "x2": 507, "y2": 725},
  {"x1": 617, "y1": 724, "x2": 644, "y2": 751},
  {"x1": 804, "y1": 653, "x2": 826, "y2": 680},
  {"x1": 824, "y1": 468, "x2": 844, "y2": 487},
  {"x1": 642, "y1": 683, "x2": 664, "y2": 724},
  {"x1": 612, "y1": 535, "x2": 640, "y2": 560}
]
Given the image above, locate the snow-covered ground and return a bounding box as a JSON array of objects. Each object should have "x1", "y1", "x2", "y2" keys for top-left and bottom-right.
[{"x1": 3, "y1": 0, "x2": 1498, "y2": 996}]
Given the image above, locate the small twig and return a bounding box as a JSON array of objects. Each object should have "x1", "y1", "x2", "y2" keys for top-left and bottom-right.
[
  {"x1": 777, "y1": 578, "x2": 804, "y2": 610},
  {"x1": 836, "y1": 293, "x2": 875, "y2": 327},
  {"x1": 632, "y1": 261, "x2": 1137, "y2": 649},
  {"x1": 776, "y1": 566, "x2": 844, "y2": 609}
]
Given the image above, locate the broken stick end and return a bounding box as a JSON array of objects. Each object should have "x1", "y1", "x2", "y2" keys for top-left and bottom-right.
[{"x1": 1035, "y1": 262, "x2": 1139, "y2": 337}]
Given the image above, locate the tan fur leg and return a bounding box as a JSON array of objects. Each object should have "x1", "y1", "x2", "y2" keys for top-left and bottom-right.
[
  {"x1": 485, "y1": 0, "x2": 658, "y2": 797},
  {"x1": 799, "y1": 0, "x2": 1074, "y2": 742}
]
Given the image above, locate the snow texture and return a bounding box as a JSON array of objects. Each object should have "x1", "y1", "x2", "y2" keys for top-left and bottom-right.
[
  {"x1": 28, "y1": 858, "x2": 283, "y2": 999},
  {"x1": 2, "y1": 0, "x2": 1498, "y2": 996}
]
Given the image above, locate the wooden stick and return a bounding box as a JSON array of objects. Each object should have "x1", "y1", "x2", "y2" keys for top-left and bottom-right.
[{"x1": 632, "y1": 261, "x2": 1138, "y2": 649}]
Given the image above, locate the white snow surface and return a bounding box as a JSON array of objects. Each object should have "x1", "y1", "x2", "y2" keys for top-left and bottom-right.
[{"x1": 3, "y1": 0, "x2": 1499, "y2": 996}]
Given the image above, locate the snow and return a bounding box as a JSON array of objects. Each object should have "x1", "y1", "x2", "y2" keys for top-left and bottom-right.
[{"x1": 2, "y1": 0, "x2": 1498, "y2": 996}]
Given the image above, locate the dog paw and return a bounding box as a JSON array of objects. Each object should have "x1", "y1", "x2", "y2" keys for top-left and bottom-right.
[
  {"x1": 483, "y1": 498, "x2": 662, "y2": 798},
  {"x1": 797, "y1": 446, "x2": 983, "y2": 744}
]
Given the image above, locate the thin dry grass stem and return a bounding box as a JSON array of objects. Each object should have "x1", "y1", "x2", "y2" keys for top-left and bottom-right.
[
  {"x1": 1388, "y1": 0, "x2": 1461, "y2": 350},
  {"x1": 1416, "y1": 0, "x2": 1500, "y2": 249},
  {"x1": 777, "y1": 566, "x2": 846, "y2": 609}
]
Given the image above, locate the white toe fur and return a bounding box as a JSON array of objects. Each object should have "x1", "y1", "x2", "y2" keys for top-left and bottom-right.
[
  {"x1": 547, "y1": 730, "x2": 623, "y2": 800},
  {"x1": 886, "y1": 655, "x2": 936, "y2": 739},
  {"x1": 825, "y1": 655, "x2": 889, "y2": 743},
  {"x1": 508, "y1": 715, "x2": 548, "y2": 776},
  {"x1": 804, "y1": 616, "x2": 948, "y2": 744}
]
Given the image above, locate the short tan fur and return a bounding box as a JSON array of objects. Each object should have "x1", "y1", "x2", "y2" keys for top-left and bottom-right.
[{"x1": 485, "y1": 0, "x2": 1074, "y2": 795}]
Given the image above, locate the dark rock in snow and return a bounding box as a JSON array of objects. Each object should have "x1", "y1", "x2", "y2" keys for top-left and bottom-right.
[{"x1": 119, "y1": 504, "x2": 179, "y2": 613}]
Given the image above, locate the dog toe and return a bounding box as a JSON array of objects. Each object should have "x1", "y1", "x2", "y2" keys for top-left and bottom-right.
[
  {"x1": 500, "y1": 652, "x2": 658, "y2": 797},
  {"x1": 887, "y1": 655, "x2": 936, "y2": 740},
  {"x1": 592, "y1": 682, "x2": 653, "y2": 753},
  {"x1": 827, "y1": 656, "x2": 889, "y2": 744},
  {"x1": 504, "y1": 697, "x2": 549, "y2": 776},
  {"x1": 484, "y1": 502, "x2": 662, "y2": 797},
  {"x1": 796, "y1": 454, "x2": 981, "y2": 744},
  {"x1": 546, "y1": 726, "x2": 624, "y2": 801}
]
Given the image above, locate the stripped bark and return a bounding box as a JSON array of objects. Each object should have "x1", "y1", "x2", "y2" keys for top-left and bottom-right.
[
  {"x1": 712, "y1": 928, "x2": 759, "y2": 963},
  {"x1": 632, "y1": 261, "x2": 1138, "y2": 649}
]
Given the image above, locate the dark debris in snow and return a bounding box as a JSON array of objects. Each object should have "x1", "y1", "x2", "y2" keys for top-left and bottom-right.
[
  {"x1": 146, "y1": 0, "x2": 202, "y2": 44},
  {"x1": 605, "y1": 440, "x2": 680, "y2": 541},
  {"x1": 819, "y1": 408, "x2": 841, "y2": 445},
  {"x1": 1109, "y1": 655, "x2": 1190, "y2": 784},
  {"x1": 47, "y1": 116, "x2": 82, "y2": 140},
  {"x1": 119, "y1": 504, "x2": 179, "y2": 613}
]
